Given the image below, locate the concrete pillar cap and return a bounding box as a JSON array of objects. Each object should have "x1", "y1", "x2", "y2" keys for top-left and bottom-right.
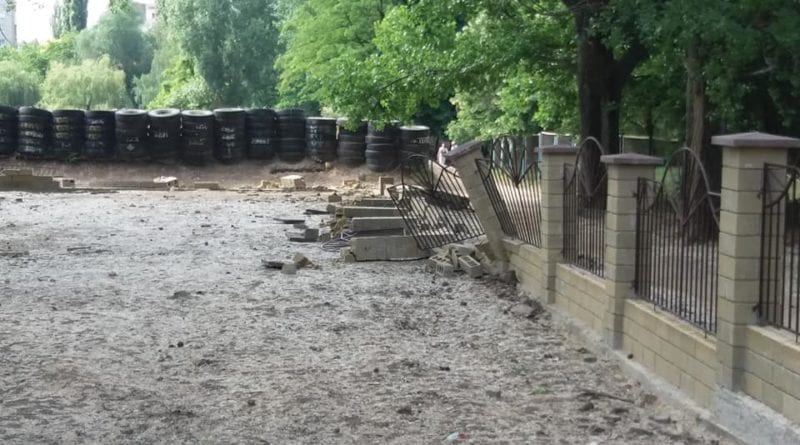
[
  {"x1": 601, "y1": 153, "x2": 664, "y2": 166},
  {"x1": 444, "y1": 140, "x2": 482, "y2": 161},
  {"x1": 711, "y1": 132, "x2": 800, "y2": 149}
]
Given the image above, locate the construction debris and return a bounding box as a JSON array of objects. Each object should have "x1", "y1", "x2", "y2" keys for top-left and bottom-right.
[{"x1": 280, "y1": 175, "x2": 306, "y2": 190}]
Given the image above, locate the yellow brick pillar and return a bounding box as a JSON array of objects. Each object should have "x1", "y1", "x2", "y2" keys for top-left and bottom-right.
[
  {"x1": 601, "y1": 153, "x2": 663, "y2": 348},
  {"x1": 539, "y1": 145, "x2": 579, "y2": 303},
  {"x1": 445, "y1": 141, "x2": 509, "y2": 264},
  {"x1": 712, "y1": 132, "x2": 800, "y2": 390}
]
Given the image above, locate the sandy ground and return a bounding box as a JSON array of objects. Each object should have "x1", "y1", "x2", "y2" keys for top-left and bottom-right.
[
  {"x1": 0, "y1": 159, "x2": 384, "y2": 190},
  {"x1": 0, "y1": 191, "x2": 729, "y2": 444}
]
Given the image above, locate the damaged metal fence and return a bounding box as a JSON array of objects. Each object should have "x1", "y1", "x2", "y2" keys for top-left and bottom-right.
[
  {"x1": 388, "y1": 154, "x2": 484, "y2": 250},
  {"x1": 476, "y1": 137, "x2": 543, "y2": 247}
]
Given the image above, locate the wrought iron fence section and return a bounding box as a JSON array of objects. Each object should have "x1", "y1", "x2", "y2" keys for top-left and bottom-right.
[
  {"x1": 563, "y1": 138, "x2": 607, "y2": 277},
  {"x1": 759, "y1": 164, "x2": 800, "y2": 339},
  {"x1": 635, "y1": 148, "x2": 720, "y2": 335},
  {"x1": 388, "y1": 155, "x2": 484, "y2": 250},
  {"x1": 476, "y1": 136, "x2": 542, "y2": 247}
]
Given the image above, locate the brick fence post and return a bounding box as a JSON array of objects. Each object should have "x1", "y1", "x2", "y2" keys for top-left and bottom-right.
[
  {"x1": 539, "y1": 145, "x2": 579, "y2": 303},
  {"x1": 601, "y1": 153, "x2": 663, "y2": 348},
  {"x1": 711, "y1": 132, "x2": 800, "y2": 390},
  {"x1": 445, "y1": 141, "x2": 509, "y2": 264}
]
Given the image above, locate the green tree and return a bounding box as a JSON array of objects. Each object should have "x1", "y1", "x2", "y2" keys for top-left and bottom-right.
[
  {"x1": 149, "y1": 56, "x2": 214, "y2": 109},
  {"x1": 76, "y1": 6, "x2": 153, "y2": 100},
  {"x1": 52, "y1": 0, "x2": 88, "y2": 38},
  {"x1": 133, "y1": 24, "x2": 180, "y2": 107},
  {"x1": 158, "y1": 0, "x2": 281, "y2": 106},
  {"x1": 0, "y1": 60, "x2": 41, "y2": 106},
  {"x1": 39, "y1": 56, "x2": 129, "y2": 109}
]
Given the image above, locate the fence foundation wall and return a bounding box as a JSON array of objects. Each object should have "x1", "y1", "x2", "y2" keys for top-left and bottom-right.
[{"x1": 459, "y1": 133, "x2": 800, "y2": 439}]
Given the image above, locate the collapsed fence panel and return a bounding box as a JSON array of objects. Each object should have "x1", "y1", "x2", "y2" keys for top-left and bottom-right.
[
  {"x1": 563, "y1": 138, "x2": 607, "y2": 277},
  {"x1": 388, "y1": 155, "x2": 484, "y2": 250},
  {"x1": 760, "y1": 163, "x2": 800, "y2": 340},
  {"x1": 476, "y1": 137, "x2": 543, "y2": 247},
  {"x1": 635, "y1": 148, "x2": 720, "y2": 335}
]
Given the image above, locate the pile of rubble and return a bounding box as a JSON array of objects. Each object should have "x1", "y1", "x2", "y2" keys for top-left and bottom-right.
[{"x1": 425, "y1": 240, "x2": 505, "y2": 279}]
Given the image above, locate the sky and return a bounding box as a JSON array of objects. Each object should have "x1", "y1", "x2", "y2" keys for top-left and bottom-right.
[{"x1": 16, "y1": 0, "x2": 111, "y2": 43}]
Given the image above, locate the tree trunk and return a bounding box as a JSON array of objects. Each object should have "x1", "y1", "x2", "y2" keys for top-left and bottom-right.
[{"x1": 683, "y1": 44, "x2": 719, "y2": 241}]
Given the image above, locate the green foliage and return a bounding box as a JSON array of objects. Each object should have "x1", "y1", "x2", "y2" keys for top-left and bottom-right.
[
  {"x1": 0, "y1": 60, "x2": 42, "y2": 106},
  {"x1": 149, "y1": 56, "x2": 214, "y2": 109},
  {"x1": 159, "y1": 0, "x2": 281, "y2": 106},
  {"x1": 39, "y1": 56, "x2": 129, "y2": 109},
  {"x1": 52, "y1": 0, "x2": 88, "y2": 38},
  {"x1": 276, "y1": 0, "x2": 394, "y2": 112},
  {"x1": 133, "y1": 24, "x2": 180, "y2": 107},
  {"x1": 76, "y1": 6, "x2": 153, "y2": 92}
]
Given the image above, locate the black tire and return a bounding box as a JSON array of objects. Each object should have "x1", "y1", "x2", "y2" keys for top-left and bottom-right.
[
  {"x1": 148, "y1": 108, "x2": 181, "y2": 119},
  {"x1": 19, "y1": 106, "x2": 51, "y2": 118}
]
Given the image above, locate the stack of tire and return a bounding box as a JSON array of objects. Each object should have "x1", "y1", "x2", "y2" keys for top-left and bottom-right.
[
  {"x1": 181, "y1": 110, "x2": 215, "y2": 165},
  {"x1": 276, "y1": 108, "x2": 306, "y2": 163},
  {"x1": 0, "y1": 106, "x2": 17, "y2": 157},
  {"x1": 245, "y1": 108, "x2": 276, "y2": 160},
  {"x1": 213, "y1": 108, "x2": 246, "y2": 163},
  {"x1": 306, "y1": 117, "x2": 337, "y2": 163},
  {"x1": 148, "y1": 109, "x2": 181, "y2": 163},
  {"x1": 17, "y1": 107, "x2": 53, "y2": 159},
  {"x1": 399, "y1": 125, "x2": 432, "y2": 169},
  {"x1": 336, "y1": 119, "x2": 367, "y2": 166},
  {"x1": 115, "y1": 109, "x2": 149, "y2": 162},
  {"x1": 84, "y1": 111, "x2": 116, "y2": 160},
  {"x1": 365, "y1": 121, "x2": 400, "y2": 172},
  {"x1": 52, "y1": 110, "x2": 85, "y2": 161}
]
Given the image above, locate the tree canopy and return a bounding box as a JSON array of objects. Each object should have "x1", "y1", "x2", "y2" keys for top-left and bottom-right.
[
  {"x1": 39, "y1": 56, "x2": 129, "y2": 109},
  {"x1": 157, "y1": 0, "x2": 282, "y2": 106}
]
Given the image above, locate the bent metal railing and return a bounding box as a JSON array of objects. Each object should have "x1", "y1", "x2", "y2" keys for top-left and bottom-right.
[
  {"x1": 388, "y1": 155, "x2": 484, "y2": 250},
  {"x1": 476, "y1": 136, "x2": 542, "y2": 247},
  {"x1": 759, "y1": 164, "x2": 800, "y2": 339},
  {"x1": 563, "y1": 138, "x2": 607, "y2": 277},
  {"x1": 635, "y1": 148, "x2": 720, "y2": 335}
]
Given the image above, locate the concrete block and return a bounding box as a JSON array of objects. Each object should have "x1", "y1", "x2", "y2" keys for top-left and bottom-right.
[
  {"x1": 281, "y1": 175, "x2": 306, "y2": 190},
  {"x1": 342, "y1": 206, "x2": 400, "y2": 218},
  {"x1": 433, "y1": 259, "x2": 456, "y2": 277},
  {"x1": 292, "y1": 253, "x2": 312, "y2": 268},
  {"x1": 286, "y1": 228, "x2": 319, "y2": 242},
  {"x1": 341, "y1": 248, "x2": 357, "y2": 263},
  {"x1": 57, "y1": 178, "x2": 76, "y2": 189},
  {"x1": 281, "y1": 262, "x2": 297, "y2": 275},
  {"x1": 350, "y1": 217, "x2": 408, "y2": 232},
  {"x1": 379, "y1": 176, "x2": 395, "y2": 196},
  {"x1": 458, "y1": 255, "x2": 484, "y2": 278}
]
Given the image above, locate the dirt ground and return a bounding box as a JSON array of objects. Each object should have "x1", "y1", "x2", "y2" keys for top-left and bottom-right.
[{"x1": 0, "y1": 190, "x2": 730, "y2": 444}]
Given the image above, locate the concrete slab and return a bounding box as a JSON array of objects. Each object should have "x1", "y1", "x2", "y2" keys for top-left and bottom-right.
[
  {"x1": 349, "y1": 235, "x2": 429, "y2": 261},
  {"x1": 350, "y1": 217, "x2": 409, "y2": 232},
  {"x1": 0, "y1": 175, "x2": 61, "y2": 192},
  {"x1": 349, "y1": 198, "x2": 395, "y2": 207},
  {"x1": 342, "y1": 206, "x2": 400, "y2": 218}
]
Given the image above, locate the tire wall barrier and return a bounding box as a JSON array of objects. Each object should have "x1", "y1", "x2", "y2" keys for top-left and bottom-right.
[{"x1": 0, "y1": 105, "x2": 432, "y2": 170}]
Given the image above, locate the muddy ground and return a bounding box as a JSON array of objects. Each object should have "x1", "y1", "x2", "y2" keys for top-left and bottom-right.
[{"x1": 0, "y1": 191, "x2": 729, "y2": 444}]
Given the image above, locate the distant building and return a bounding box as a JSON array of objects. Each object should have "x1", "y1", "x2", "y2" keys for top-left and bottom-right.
[
  {"x1": 135, "y1": 0, "x2": 156, "y2": 27},
  {"x1": 0, "y1": 0, "x2": 16, "y2": 46}
]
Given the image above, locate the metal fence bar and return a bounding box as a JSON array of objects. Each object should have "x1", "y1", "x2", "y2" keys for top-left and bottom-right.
[
  {"x1": 562, "y1": 138, "x2": 606, "y2": 277},
  {"x1": 759, "y1": 163, "x2": 800, "y2": 339},
  {"x1": 475, "y1": 136, "x2": 543, "y2": 247},
  {"x1": 634, "y1": 148, "x2": 720, "y2": 334},
  {"x1": 388, "y1": 155, "x2": 485, "y2": 250}
]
